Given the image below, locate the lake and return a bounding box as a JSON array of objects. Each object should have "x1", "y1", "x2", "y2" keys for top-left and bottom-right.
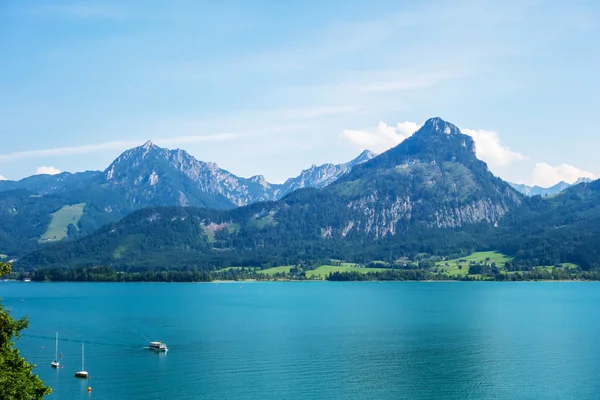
[{"x1": 2, "y1": 281, "x2": 600, "y2": 399}]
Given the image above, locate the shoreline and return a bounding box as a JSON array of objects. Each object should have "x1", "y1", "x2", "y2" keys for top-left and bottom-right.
[{"x1": 3, "y1": 278, "x2": 596, "y2": 284}]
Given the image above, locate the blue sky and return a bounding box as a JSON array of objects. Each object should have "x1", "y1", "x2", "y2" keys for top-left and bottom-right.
[{"x1": 1, "y1": 0, "x2": 599, "y2": 186}]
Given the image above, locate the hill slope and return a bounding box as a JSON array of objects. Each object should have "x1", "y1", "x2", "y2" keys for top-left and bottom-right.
[
  {"x1": 18, "y1": 117, "x2": 527, "y2": 270},
  {"x1": 0, "y1": 145, "x2": 373, "y2": 257},
  {"x1": 498, "y1": 179, "x2": 600, "y2": 269}
]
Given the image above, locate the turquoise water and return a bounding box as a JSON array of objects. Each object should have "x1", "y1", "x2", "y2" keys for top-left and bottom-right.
[{"x1": 2, "y1": 281, "x2": 600, "y2": 399}]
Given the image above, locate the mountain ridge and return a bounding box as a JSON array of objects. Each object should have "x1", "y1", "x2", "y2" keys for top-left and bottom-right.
[
  {"x1": 509, "y1": 178, "x2": 593, "y2": 197},
  {"x1": 0, "y1": 145, "x2": 376, "y2": 257},
  {"x1": 17, "y1": 117, "x2": 532, "y2": 270}
]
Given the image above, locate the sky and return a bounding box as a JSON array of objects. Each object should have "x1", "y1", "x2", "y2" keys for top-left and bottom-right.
[{"x1": 1, "y1": 0, "x2": 599, "y2": 187}]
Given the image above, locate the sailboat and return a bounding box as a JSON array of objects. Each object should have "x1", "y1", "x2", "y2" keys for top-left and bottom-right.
[
  {"x1": 51, "y1": 332, "x2": 60, "y2": 368},
  {"x1": 74, "y1": 343, "x2": 89, "y2": 378}
]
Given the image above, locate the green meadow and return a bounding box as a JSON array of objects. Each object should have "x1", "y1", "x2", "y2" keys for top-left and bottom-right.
[
  {"x1": 435, "y1": 251, "x2": 513, "y2": 277},
  {"x1": 436, "y1": 251, "x2": 578, "y2": 277},
  {"x1": 40, "y1": 203, "x2": 85, "y2": 243}
]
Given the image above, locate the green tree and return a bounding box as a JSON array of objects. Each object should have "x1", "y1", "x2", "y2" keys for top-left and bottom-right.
[
  {"x1": 0, "y1": 262, "x2": 52, "y2": 399},
  {"x1": 0, "y1": 261, "x2": 11, "y2": 277}
]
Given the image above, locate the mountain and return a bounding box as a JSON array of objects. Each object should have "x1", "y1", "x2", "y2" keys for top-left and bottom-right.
[
  {"x1": 101, "y1": 140, "x2": 277, "y2": 208},
  {"x1": 0, "y1": 171, "x2": 101, "y2": 194},
  {"x1": 102, "y1": 141, "x2": 376, "y2": 207},
  {"x1": 498, "y1": 179, "x2": 600, "y2": 270},
  {"x1": 18, "y1": 117, "x2": 526, "y2": 270},
  {"x1": 510, "y1": 178, "x2": 593, "y2": 196},
  {"x1": 278, "y1": 150, "x2": 376, "y2": 194},
  {"x1": 0, "y1": 144, "x2": 375, "y2": 257}
]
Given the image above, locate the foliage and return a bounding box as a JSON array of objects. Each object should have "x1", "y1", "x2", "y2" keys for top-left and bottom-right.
[
  {"x1": 497, "y1": 180, "x2": 600, "y2": 270},
  {"x1": 0, "y1": 261, "x2": 11, "y2": 277},
  {"x1": 306, "y1": 265, "x2": 390, "y2": 279},
  {"x1": 30, "y1": 266, "x2": 212, "y2": 282},
  {"x1": 0, "y1": 303, "x2": 52, "y2": 399},
  {"x1": 326, "y1": 269, "x2": 437, "y2": 281}
]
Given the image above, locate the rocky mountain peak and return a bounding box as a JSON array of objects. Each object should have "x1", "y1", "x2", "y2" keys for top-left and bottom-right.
[
  {"x1": 352, "y1": 150, "x2": 377, "y2": 164},
  {"x1": 352, "y1": 117, "x2": 478, "y2": 175},
  {"x1": 250, "y1": 175, "x2": 269, "y2": 187},
  {"x1": 575, "y1": 177, "x2": 593, "y2": 185},
  {"x1": 418, "y1": 117, "x2": 462, "y2": 136}
]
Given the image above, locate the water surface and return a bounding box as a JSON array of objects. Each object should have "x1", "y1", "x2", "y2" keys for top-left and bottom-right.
[{"x1": 2, "y1": 281, "x2": 600, "y2": 399}]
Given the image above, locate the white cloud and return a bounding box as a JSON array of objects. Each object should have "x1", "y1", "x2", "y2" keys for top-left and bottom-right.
[
  {"x1": 0, "y1": 140, "x2": 141, "y2": 162},
  {"x1": 0, "y1": 130, "x2": 282, "y2": 162},
  {"x1": 461, "y1": 129, "x2": 527, "y2": 167},
  {"x1": 339, "y1": 121, "x2": 420, "y2": 153},
  {"x1": 532, "y1": 163, "x2": 597, "y2": 187},
  {"x1": 0, "y1": 174, "x2": 7, "y2": 180},
  {"x1": 340, "y1": 121, "x2": 526, "y2": 168},
  {"x1": 36, "y1": 166, "x2": 61, "y2": 175}
]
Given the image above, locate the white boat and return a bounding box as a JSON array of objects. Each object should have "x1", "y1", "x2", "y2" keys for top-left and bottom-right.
[
  {"x1": 51, "y1": 332, "x2": 60, "y2": 368},
  {"x1": 74, "y1": 343, "x2": 88, "y2": 378},
  {"x1": 24, "y1": 278, "x2": 31, "y2": 282},
  {"x1": 149, "y1": 341, "x2": 168, "y2": 352}
]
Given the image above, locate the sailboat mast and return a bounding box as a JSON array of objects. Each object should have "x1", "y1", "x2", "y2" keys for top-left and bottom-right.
[
  {"x1": 55, "y1": 332, "x2": 58, "y2": 360},
  {"x1": 82, "y1": 343, "x2": 85, "y2": 371}
]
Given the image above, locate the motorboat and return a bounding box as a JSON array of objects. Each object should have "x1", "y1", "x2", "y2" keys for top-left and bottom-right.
[{"x1": 149, "y1": 341, "x2": 168, "y2": 352}]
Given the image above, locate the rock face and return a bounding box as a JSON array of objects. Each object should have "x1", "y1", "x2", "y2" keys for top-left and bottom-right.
[
  {"x1": 279, "y1": 150, "x2": 376, "y2": 196},
  {"x1": 100, "y1": 117, "x2": 524, "y2": 239},
  {"x1": 102, "y1": 141, "x2": 276, "y2": 208},
  {"x1": 101, "y1": 141, "x2": 376, "y2": 208},
  {"x1": 312, "y1": 117, "x2": 524, "y2": 238}
]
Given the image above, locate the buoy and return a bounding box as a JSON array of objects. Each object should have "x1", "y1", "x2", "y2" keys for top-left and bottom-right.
[{"x1": 88, "y1": 387, "x2": 92, "y2": 392}]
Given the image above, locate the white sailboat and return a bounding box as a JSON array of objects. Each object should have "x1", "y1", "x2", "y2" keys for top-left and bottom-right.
[
  {"x1": 51, "y1": 332, "x2": 60, "y2": 368},
  {"x1": 74, "y1": 343, "x2": 88, "y2": 378}
]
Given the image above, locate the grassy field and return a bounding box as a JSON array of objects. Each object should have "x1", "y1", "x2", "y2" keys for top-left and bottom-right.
[
  {"x1": 254, "y1": 264, "x2": 389, "y2": 278},
  {"x1": 216, "y1": 254, "x2": 580, "y2": 280},
  {"x1": 535, "y1": 263, "x2": 578, "y2": 271},
  {"x1": 40, "y1": 203, "x2": 85, "y2": 243},
  {"x1": 436, "y1": 251, "x2": 513, "y2": 277},
  {"x1": 436, "y1": 251, "x2": 579, "y2": 277}
]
